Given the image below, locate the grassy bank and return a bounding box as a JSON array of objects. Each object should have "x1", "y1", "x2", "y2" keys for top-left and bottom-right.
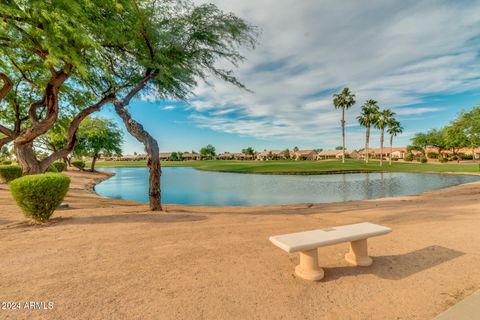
[{"x1": 94, "y1": 159, "x2": 480, "y2": 174}]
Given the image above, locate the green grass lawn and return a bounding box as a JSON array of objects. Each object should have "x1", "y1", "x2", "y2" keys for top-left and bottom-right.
[{"x1": 93, "y1": 159, "x2": 480, "y2": 175}]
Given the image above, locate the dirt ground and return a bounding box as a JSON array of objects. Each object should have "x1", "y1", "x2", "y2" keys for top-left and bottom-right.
[{"x1": 1, "y1": 169, "x2": 479, "y2": 319}]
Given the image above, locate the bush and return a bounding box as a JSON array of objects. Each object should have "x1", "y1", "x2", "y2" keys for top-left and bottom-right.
[
  {"x1": 2, "y1": 160, "x2": 12, "y2": 165},
  {"x1": 426, "y1": 152, "x2": 438, "y2": 159},
  {"x1": 438, "y1": 157, "x2": 448, "y2": 163},
  {"x1": 391, "y1": 156, "x2": 399, "y2": 161},
  {"x1": 72, "y1": 160, "x2": 86, "y2": 170},
  {"x1": 53, "y1": 162, "x2": 66, "y2": 172},
  {"x1": 460, "y1": 154, "x2": 473, "y2": 160},
  {"x1": 0, "y1": 165, "x2": 23, "y2": 183},
  {"x1": 419, "y1": 157, "x2": 428, "y2": 163},
  {"x1": 46, "y1": 164, "x2": 58, "y2": 172},
  {"x1": 9, "y1": 173, "x2": 70, "y2": 222},
  {"x1": 404, "y1": 153, "x2": 414, "y2": 162}
]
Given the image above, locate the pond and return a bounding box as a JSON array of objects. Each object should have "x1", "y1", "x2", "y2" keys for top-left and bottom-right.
[{"x1": 94, "y1": 167, "x2": 480, "y2": 206}]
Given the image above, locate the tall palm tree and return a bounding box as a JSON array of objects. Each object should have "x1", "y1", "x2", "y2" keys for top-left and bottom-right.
[
  {"x1": 374, "y1": 108, "x2": 395, "y2": 166},
  {"x1": 387, "y1": 119, "x2": 403, "y2": 165},
  {"x1": 357, "y1": 100, "x2": 380, "y2": 163},
  {"x1": 333, "y1": 88, "x2": 356, "y2": 163}
]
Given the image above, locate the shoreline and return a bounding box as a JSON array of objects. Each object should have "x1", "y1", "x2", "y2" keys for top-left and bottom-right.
[{"x1": 1, "y1": 170, "x2": 480, "y2": 319}]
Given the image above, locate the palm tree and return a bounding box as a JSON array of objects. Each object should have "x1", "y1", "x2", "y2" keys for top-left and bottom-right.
[
  {"x1": 374, "y1": 109, "x2": 395, "y2": 166},
  {"x1": 333, "y1": 88, "x2": 356, "y2": 163},
  {"x1": 387, "y1": 119, "x2": 403, "y2": 165},
  {"x1": 357, "y1": 100, "x2": 380, "y2": 163}
]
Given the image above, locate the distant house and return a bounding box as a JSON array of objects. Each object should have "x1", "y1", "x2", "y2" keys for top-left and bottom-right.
[
  {"x1": 256, "y1": 150, "x2": 284, "y2": 161},
  {"x1": 217, "y1": 152, "x2": 234, "y2": 160},
  {"x1": 316, "y1": 149, "x2": 358, "y2": 160},
  {"x1": 182, "y1": 152, "x2": 201, "y2": 160},
  {"x1": 292, "y1": 150, "x2": 317, "y2": 160},
  {"x1": 233, "y1": 153, "x2": 254, "y2": 160},
  {"x1": 159, "y1": 152, "x2": 172, "y2": 160},
  {"x1": 359, "y1": 147, "x2": 406, "y2": 159}
]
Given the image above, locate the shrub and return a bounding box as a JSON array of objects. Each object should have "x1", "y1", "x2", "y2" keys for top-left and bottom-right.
[
  {"x1": 53, "y1": 162, "x2": 66, "y2": 172},
  {"x1": 426, "y1": 152, "x2": 438, "y2": 159},
  {"x1": 2, "y1": 160, "x2": 12, "y2": 165},
  {"x1": 72, "y1": 160, "x2": 86, "y2": 170},
  {"x1": 391, "y1": 156, "x2": 399, "y2": 161},
  {"x1": 419, "y1": 157, "x2": 428, "y2": 163},
  {"x1": 46, "y1": 164, "x2": 58, "y2": 172},
  {"x1": 460, "y1": 154, "x2": 473, "y2": 160},
  {"x1": 438, "y1": 157, "x2": 448, "y2": 163},
  {"x1": 9, "y1": 173, "x2": 70, "y2": 222},
  {"x1": 404, "y1": 153, "x2": 414, "y2": 162},
  {"x1": 0, "y1": 165, "x2": 23, "y2": 183}
]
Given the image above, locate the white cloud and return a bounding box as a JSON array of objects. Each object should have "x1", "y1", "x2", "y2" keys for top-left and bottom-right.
[
  {"x1": 184, "y1": 0, "x2": 480, "y2": 147},
  {"x1": 161, "y1": 105, "x2": 176, "y2": 111}
]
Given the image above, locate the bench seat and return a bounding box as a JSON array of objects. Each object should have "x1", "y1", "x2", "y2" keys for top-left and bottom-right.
[{"x1": 270, "y1": 222, "x2": 392, "y2": 281}]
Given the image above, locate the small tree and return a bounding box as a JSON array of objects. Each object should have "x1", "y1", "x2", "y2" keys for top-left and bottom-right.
[
  {"x1": 74, "y1": 118, "x2": 123, "y2": 171},
  {"x1": 200, "y1": 144, "x2": 216, "y2": 159},
  {"x1": 333, "y1": 88, "x2": 356, "y2": 163},
  {"x1": 242, "y1": 147, "x2": 255, "y2": 156}
]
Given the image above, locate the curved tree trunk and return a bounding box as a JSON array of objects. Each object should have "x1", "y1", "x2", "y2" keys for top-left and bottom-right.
[
  {"x1": 365, "y1": 126, "x2": 370, "y2": 163},
  {"x1": 341, "y1": 107, "x2": 345, "y2": 163},
  {"x1": 114, "y1": 101, "x2": 162, "y2": 211},
  {"x1": 380, "y1": 128, "x2": 384, "y2": 166},
  {"x1": 90, "y1": 154, "x2": 98, "y2": 172}
]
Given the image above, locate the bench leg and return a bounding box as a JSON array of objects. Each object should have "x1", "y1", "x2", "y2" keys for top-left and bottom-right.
[
  {"x1": 295, "y1": 249, "x2": 324, "y2": 281},
  {"x1": 345, "y1": 239, "x2": 373, "y2": 266}
]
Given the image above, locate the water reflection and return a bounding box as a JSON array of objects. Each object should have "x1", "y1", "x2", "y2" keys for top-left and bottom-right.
[{"x1": 94, "y1": 167, "x2": 480, "y2": 206}]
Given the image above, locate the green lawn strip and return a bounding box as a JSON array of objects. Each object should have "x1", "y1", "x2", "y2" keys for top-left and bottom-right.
[{"x1": 92, "y1": 159, "x2": 480, "y2": 174}]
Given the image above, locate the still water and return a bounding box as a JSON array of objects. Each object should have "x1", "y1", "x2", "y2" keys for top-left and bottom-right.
[{"x1": 95, "y1": 167, "x2": 480, "y2": 206}]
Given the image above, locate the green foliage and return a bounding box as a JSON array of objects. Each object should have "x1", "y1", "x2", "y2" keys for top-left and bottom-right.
[
  {"x1": 418, "y1": 157, "x2": 428, "y2": 163},
  {"x1": 404, "y1": 153, "x2": 414, "y2": 162},
  {"x1": 427, "y1": 152, "x2": 439, "y2": 159},
  {"x1": 242, "y1": 147, "x2": 255, "y2": 156},
  {"x1": 74, "y1": 117, "x2": 123, "y2": 170},
  {"x1": 357, "y1": 100, "x2": 379, "y2": 128},
  {"x1": 439, "y1": 157, "x2": 448, "y2": 163},
  {"x1": 333, "y1": 88, "x2": 356, "y2": 111},
  {"x1": 53, "y1": 162, "x2": 67, "y2": 172},
  {"x1": 9, "y1": 173, "x2": 70, "y2": 222},
  {"x1": 47, "y1": 164, "x2": 58, "y2": 172},
  {"x1": 2, "y1": 160, "x2": 12, "y2": 165},
  {"x1": 170, "y1": 152, "x2": 183, "y2": 161},
  {"x1": 200, "y1": 144, "x2": 216, "y2": 159},
  {"x1": 0, "y1": 165, "x2": 22, "y2": 183},
  {"x1": 72, "y1": 160, "x2": 86, "y2": 170}
]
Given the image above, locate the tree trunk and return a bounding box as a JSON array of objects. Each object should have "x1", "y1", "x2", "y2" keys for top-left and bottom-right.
[
  {"x1": 90, "y1": 154, "x2": 98, "y2": 172},
  {"x1": 365, "y1": 126, "x2": 370, "y2": 163},
  {"x1": 389, "y1": 135, "x2": 393, "y2": 165},
  {"x1": 114, "y1": 102, "x2": 162, "y2": 211},
  {"x1": 14, "y1": 142, "x2": 43, "y2": 174},
  {"x1": 341, "y1": 107, "x2": 345, "y2": 163},
  {"x1": 380, "y1": 128, "x2": 384, "y2": 166}
]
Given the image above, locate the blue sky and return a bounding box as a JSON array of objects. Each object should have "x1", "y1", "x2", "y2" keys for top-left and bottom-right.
[{"x1": 99, "y1": 0, "x2": 480, "y2": 155}]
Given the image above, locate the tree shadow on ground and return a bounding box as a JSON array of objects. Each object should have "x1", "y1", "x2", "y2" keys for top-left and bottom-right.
[
  {"x1": 2, "y1": 213, "x2": 207, "y2": 229},
  {"x1": 323, "y1": 245, "x2": 464, "y2": 281}
]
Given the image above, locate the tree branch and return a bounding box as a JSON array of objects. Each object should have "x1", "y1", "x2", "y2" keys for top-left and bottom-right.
[{"x1": 0, "y1": 73, "x2": 13, "y2": 101}]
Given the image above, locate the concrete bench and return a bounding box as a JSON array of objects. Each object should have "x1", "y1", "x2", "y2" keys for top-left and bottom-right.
[{"x1": 269, "y1": 222, "x2": 392, "y2": 281}]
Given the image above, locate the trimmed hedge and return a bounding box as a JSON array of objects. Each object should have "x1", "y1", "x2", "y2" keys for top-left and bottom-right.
[
  {"x1": 53, "y1": 162, "x2": 66, "y2": 172},
  {"x1": 72, "y1": 160, "x2": 86, "y2": 170},
  {"x1": 9, "y1": 173, "x2": 70, "y2": 222},
  {"x1": 0, "y1": 165, "x2": 23, "y2": 183}
]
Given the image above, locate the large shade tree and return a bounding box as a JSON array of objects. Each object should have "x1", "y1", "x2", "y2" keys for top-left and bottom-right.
[
  {"x1": 1, "y1": 1, "x2": 257, "y2": 211},
  {"x1": 357, "y1": 99, "x2": 379, "y2": 163},
  {"x1": 333, "y1": 88, "x2": 356, "y2": 163},
  {"x1": 374, "y1": 108, "x2": 395, "y2": 166},
  {"x1": 0, "y1": 1, "x2": 130, "y2": 174}
]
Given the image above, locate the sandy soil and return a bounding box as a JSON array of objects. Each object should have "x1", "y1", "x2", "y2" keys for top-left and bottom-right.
[{"x1": 1, "y1": 170, "x2": 480, "y2": 320}]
